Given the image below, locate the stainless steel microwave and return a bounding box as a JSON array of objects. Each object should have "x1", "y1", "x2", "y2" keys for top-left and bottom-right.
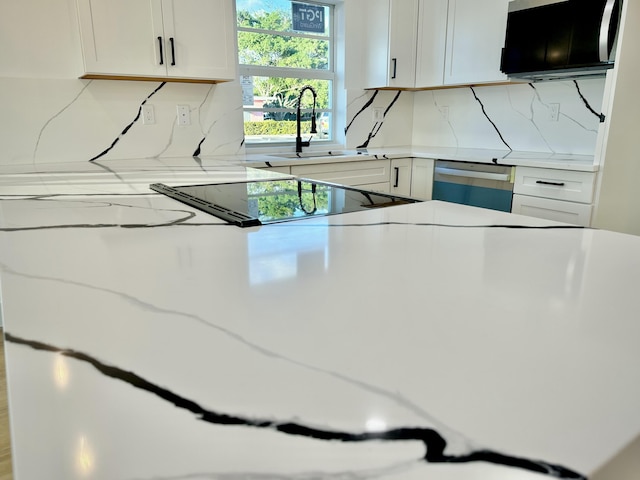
[{"x1": 500, "y1": 0, "x2": 622, "y2": 80}]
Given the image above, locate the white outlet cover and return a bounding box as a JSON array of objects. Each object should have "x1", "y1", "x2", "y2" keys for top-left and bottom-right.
[
  {"x1": 177, "y1": 105, "x2": 191, "y2": 126},
  {"x1": 142, "y1": 104, "x2": 155, "y2": 125},
  {"x1": 549, "y1": 103, "x2": 560, "y2": 122}
]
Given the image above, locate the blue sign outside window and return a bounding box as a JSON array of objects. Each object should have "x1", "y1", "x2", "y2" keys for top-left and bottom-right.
[{"x1": 292, "y1": 3, "x2": 325, "y2": 33}]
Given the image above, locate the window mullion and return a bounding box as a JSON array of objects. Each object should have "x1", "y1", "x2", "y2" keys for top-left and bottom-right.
[
  {"x1": 239, "y1": 66, "x2": 334, "y2": 81},
  {"x1": 237, "y1": 26, "x2": 329, "y2": 42}
]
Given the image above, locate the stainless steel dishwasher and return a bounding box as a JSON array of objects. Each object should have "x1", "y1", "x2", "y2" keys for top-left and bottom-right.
[{"x1": 432, "y1": 160, "x2": 515, "y2": 212}]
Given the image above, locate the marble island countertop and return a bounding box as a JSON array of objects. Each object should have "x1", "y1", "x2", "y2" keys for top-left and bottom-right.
[{"x1": 0, "y1": 158, "x2": 638, "y2": 480}]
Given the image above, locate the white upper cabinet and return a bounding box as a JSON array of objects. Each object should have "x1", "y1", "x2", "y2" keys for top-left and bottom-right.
[
  {"x1": 348, "y1": 0, "x2": 510, "y2": 89},
  {"x1": 443, "y1": 0, "x2": 509, "y2": 85},
  {"x1": 350, "y1": 0, "x2": 418, "y2": 89},
  {"x1": 415, "y1": 0, "x2": 448, "y2": 87},
  {"x1": 76, "y1": 0, "x2": 238, "y2": 82},
  {"x1": 387, "y1": 0, "x2": 419, "y2": 88}
]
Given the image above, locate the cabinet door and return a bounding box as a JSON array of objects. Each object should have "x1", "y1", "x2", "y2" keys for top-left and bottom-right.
[
  {"x1": 77, "y1": 0, "x2": 165, "y2": 77},
  {"x1": 387, "y1": 0, "x2": 419, "y2": 88},
  {"x1": 344, "y1": 0, "x2": 368, "y2": 89},
  {"x1": 390, "y1": 158, "x2": 413, "y2": 197},
  {"x1": 291, "y1": 160, "x2": 391, "y2": 186},
  {"x1": 161, "y1": 0, "x2": 238, "y2": 80},
  {"x1": 360, "y1": 0, "x2": 418, "y2": 89},
  {"x1": 410, "y1": 158, "x2": 434, "y2": 200},
  {"x1": 360, "y1": 0, "x2": 390, "y2": 89},
  {"x1": 512, "y1": 194, "x2": 592, "y2": 227},
  {"x1": 415, "y1": 0, "x2": 448, "y2": 87},
  {"x1": 444, "y1": 0, "x2": 509, "y2": 85},
  {"x1": 514, "y1": 167, "x2": 596, "y2": 204}
]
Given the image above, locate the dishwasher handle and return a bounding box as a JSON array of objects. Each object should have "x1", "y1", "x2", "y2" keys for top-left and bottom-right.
[{"x1": 435, "y1": 166, "x2": 511, "y2": 182}]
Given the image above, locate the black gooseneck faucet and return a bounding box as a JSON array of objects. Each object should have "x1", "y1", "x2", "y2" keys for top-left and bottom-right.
[{"x1": 295, "y1": 85, "x2": 318, "y2": 153}]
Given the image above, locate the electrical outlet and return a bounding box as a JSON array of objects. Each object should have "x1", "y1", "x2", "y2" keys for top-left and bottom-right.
[
  {"x1": 372, "y1": 107, "x2": 385, "y2": 122},
  {"x1": 142, "y1": 104, "x2": 155, "y2": 125},
  {"x1": 177, "y1": 105, "x2": 191, "y2": 126},
  {"x1": 440, "y1": 106, "x2": 449, "y2": 121},
  {"x1": 549, "y1": 103, "x2": 560, "y2": 122}
]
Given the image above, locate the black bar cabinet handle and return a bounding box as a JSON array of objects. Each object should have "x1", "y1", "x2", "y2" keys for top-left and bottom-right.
[
  {"x1": 157, "y1": 36, "x2": 164, "y2": 65},
  {"x1": 170, "y1": 37, "x2": 176, "y2": 66},
  {"x1": 394, "y1": 167, "x2": 399, "y2": 188},
  {"x1": 536, "y1": 180, "x2": 565, "y2": 187},
  {"x1": 391, "y1": 58, "x2": 397, "y2": 79}
]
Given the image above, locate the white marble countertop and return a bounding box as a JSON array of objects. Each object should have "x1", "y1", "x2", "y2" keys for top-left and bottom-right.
[
  {"x1": 224, "y1": 146, "x2": 597, "y2": 172},
  {"x1": 0, "y1": 158, "x2": 637, "y2": 480}
]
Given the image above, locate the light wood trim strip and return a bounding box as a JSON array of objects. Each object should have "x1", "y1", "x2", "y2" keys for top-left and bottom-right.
[
  {"x1": 80, "y1": 74, "x2": 232, "y2": 84},
  {"x1": 367, "y1": 81, "x2": 525, "y2": 92}
]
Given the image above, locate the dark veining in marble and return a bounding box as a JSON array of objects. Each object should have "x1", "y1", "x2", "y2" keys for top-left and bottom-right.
[
  {"x1": 5, "y1": 333, "x2": 586, "y2": 479},
  {"x1": 268, "y1": 221, "x2": 587, "y2": 230},
  {"x1": 33, "y1": 81, "x2": 93, "y2": 162},
  {"x1": 91, "y1": 160, "x2": 127, "y2": 183},
  {"x1": 89, "y1": 82, "x2": 167, "y2": 162},
  {"x1": 0, "y1": 193, "x2": 157, "y2": 200},
  {"x1": 0, "y1": 195, "x2": 212, "y2": 231},
  {"x1": 191, "y1": 156, "x2": 208, "y2": 172},
  {"x1": 357, "y1": 91, "x2": 402, "y2": 149},
  {"x1": 0, "y1": 261, "x2": 470, "y2": 452},
  {"x1": 193, "y1": 137, "x2": 206, "y2": 157},
  {"x1": 0, "y1": 222, "x2": 233, "y2": 232},
  {"x1": 0, "y1": 214, "x2": 588, "y2": 232},
  {"x1": 573, "y1": 80, "x2": 606, "y2": 123},
  {"x1": 192, "y1": 84, "x2": 217, "y2": 157},
  {"x1": 469, "y1": 87, "x2": 512, "y2": 150},
  {"x1": 345, "y1": 90, "x2": 379, "y2": 135}
]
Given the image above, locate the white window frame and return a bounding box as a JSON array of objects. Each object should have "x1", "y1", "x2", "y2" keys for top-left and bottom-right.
[{"x1": 237, "y1": 0, "x2": 337, "y2": 149}]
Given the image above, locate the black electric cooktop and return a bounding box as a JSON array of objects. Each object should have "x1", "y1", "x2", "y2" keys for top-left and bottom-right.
[{"x1": 150, "y1": 179, "x2": 420, "y2": 227}]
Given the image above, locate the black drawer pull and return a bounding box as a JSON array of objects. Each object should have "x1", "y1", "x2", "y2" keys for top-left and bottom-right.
[
  {"x1": 158, "y1": 36, "x2": 164, "y2": 65},
  {"x1": 536, "y1": 180, "x2": 565, "y2": 187},
  {"x1": 391, "y1": 58, "x2": 397, "y2": 79},
  {"x1": 394, "y1": 167, "x2": 399, "y2": 187}
]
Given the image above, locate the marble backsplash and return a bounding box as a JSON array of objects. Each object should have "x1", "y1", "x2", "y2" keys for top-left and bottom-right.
[
  {"x1": 346, "y1": 78, "x2": 606, "y2": 156},
  {"x1": 0, "y1": 78, "x2": 246, "y2": 165},
  {"x1": 1, "y1": 76, "x2": 605, "y2": 166}
]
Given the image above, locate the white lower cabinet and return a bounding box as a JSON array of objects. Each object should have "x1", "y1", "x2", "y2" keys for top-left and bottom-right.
[
  {"x1": 512, "y1": 195, "x2": 593, "y2": 226},
  {"x1": 291, "y1": 160, "x2": 392, "y2": 191},
  {"x1": 390, "y1": 158, "x2": 413, "y2": 197},
  {"x1": 409, "y1": 158, "x2": 434, "y2": 200},
  {"x1": 512, "y1": 166, "x2": 596, "y2": 226},
  {"x1": 286, "y1": 158, "x2": 434, "y2": 199}
]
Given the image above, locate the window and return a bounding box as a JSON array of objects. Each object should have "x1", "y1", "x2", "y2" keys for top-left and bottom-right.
[{"x1": 236, "y1": 0, "x2": 335, "y2": 146}]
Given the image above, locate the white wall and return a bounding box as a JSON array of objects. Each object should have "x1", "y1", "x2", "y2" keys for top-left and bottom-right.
[
  {"x1": 0, "y1": 0, "x2": 245, "y2": 165},
  {"x1": 592, "y1": 0, "x2": 640, "y2": 235}
]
